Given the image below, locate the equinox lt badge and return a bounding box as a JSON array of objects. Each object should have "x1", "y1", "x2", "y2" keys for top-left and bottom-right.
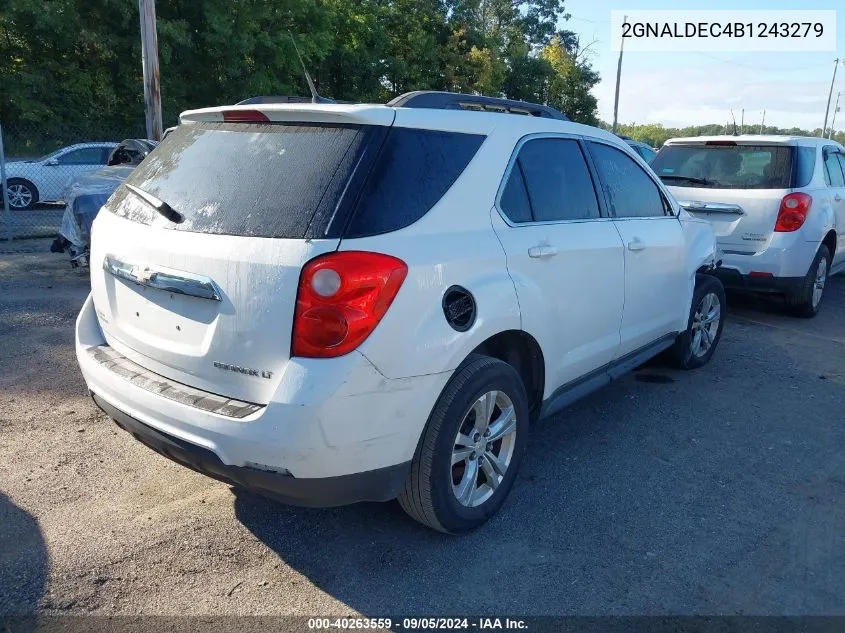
[{"x1": 213, "y1": 361, "x2": 273, "y2": 379}]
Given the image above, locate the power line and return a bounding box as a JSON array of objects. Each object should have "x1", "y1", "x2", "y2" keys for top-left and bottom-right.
[{"x1": 689, "y1": 51, "x2": 835, "y2": 73}]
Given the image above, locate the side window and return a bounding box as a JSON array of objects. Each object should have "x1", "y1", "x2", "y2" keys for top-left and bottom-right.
[
  {"x1": 638, "y1": 146, "x2": 656, "y2": 163},
  {"x1": 56, "y1": 147, "x2": 105, "y2": 165},
  {"x1": 589, "y1": 142, "x2": 668, "y2": 218},
  {"x1": 498, "y1": 138, "x2": 600, "y2": 223},
  {"x1": 499, "y1": 163, "x2": 532, "y2": 223},
  {"x1": 837, "y1": 154, "x2": 845, "y2": 185},
  {"x1": 345, "y1": 128, "x2": 484, "y2": 238},
  {"x1": 823, "y1": 149, "x2": 845, "y2": 187},
  {"x1": 793, "y1": 146, "x2": 817, "y2": 188}
]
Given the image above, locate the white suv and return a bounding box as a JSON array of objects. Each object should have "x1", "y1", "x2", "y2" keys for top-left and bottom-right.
[
  {"x1": 653, "y1": 136, "x2": 845, "y2": 317},
  {"x1": 75, "y1": 93, "x2": 724, "y2": 533}
]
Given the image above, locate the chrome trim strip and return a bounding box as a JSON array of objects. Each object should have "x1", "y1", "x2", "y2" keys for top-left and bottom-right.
[
  {"x1": 678, "y1": 201, "x2": 745, "y2": 216},
  {"x1": 103, "y1": 255, "x2": 222, "y2": 301}
]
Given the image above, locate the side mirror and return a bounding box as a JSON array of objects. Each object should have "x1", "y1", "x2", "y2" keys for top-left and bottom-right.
[{"x1": 46, "y1": 158, "x2": 59, "y2": 166}]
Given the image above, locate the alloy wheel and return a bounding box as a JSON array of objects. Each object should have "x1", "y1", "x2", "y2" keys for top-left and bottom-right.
[
  {"x1": 690, "y1": 292, "x2": 721, "y2": 358},
  {"x1": 8, "y1": 183, "x2": 33, "y2": 209},
  {"x1": 812, "y1": 257, "x2": 827, "y2": 309},
  {"x1": 451, "y1": 390, "x2": 518, "y2": 508}
]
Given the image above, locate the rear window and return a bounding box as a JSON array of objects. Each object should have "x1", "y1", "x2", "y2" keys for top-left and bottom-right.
[
  {"x1": 110, "y1": 122, "x2": 483, "y2": 239},
  {"x1": 651, "y1": 144, "x2": 793, "y2": 189},
  {"x1": 112, "y1": 122, "x2": 368, "y2": 238}
]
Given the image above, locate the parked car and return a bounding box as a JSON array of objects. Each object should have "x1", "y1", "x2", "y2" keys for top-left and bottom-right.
[
  {"x1": 52, "y1": 140, "x2": 158, "y2": 266},
  {"x1": 3, "y1": 142, "x2": 118, "y2": 209},
  {"x1": 652, "y1": 136, "x2": 845, "y2": 317},
  {"x1": 619, "y1": 135, "x2": 657, "y2": 163},
  {"x1": 75, "y1": 92, "x2": 724, "y2": 533}
]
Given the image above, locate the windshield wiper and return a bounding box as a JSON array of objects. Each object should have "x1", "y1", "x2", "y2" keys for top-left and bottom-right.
[
  {"x1": 125, "y1": 184, "x2": 184, "y2": 223},
  {"x1": 658, "y1": 174, "x2": 714, "y2": 186}
]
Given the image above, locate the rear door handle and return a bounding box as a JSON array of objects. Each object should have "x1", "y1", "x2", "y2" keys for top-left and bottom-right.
[
  {"x1": 627, "y1": 238, "x2": 646, "y2": 252},
  {"x1": 103, "y1": 255, "x2": 222, "y2": 301},
  {"x1": 836, "y1": 194, "x2": 843, "y2": 202},
  {"x1": 528, "y1": 245, "x2": 559, "y2": 259}
]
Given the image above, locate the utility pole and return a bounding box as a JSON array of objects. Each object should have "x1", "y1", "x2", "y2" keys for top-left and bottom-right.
[
  {"x1": 138, "y1": 0, "x2": 163, "y2": 141},
  {"x1": 740, "y1": 109, "x2": 744, "y2": 134},
  {"x1": 611, "y1": 15, "x2": 627, "y2": 134},
  {"x1": 821, "y1": 58, "x2": 840, "y2": 138},
  {"x1": 830, "y1": 92, "x2": 841, "y2": 139},
  {"x1": 760, "y1": 110, "x2": 766, "y2": 134}
]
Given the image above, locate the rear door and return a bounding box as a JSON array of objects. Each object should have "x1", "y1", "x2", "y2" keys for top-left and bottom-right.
[
  {"x1": 47, "y1": 146, "x2": 110, "y2": 200},
  {"x1": 587, "y1": 140, "x2": 688, "y2": 356},
  {"x1": 823, "y1": 147, "x2": 845, "y2": 266},
  {"x1": 89, "y1": 115, "x2": 390, "y2": 404},
  {"x1": 651, "y1": 142, "x2": 794, "y2": 254},
  {"x1": 491, "y1": 135, "x2": 624, "y2": 390}
]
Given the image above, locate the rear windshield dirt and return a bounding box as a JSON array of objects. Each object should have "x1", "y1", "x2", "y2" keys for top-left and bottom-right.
[
  {"x1": 108, "y1": 121, "x2": 484, "y2": 239},
  {"x1": 651, "y1": 144, "x2": 794, "y2": 189},
  {"x1": 111, "y1": 122, "x2": 368, "y2": 239}
]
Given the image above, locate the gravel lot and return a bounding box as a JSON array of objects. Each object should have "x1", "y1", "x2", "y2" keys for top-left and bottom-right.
[{"x1": 2, "y1": 240, "x2": 844, "y2": 617}]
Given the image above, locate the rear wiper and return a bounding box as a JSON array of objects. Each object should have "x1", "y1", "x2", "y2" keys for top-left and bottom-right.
[
  {"x1": 125, "y1": 184, "x2": 184, "y2": 223},
  {"x1": 659, "y1": 174, "x2": 714, "y2": 186}
]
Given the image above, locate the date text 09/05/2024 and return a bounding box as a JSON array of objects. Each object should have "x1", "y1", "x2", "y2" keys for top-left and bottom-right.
[{"x1": 307, "y1": 618, "x2": 529, "y2": 630}]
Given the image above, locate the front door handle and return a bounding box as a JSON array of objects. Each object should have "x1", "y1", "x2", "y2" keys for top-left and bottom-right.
[
  {"x1": 528, "y1": 245, "x2": 559, "y2": 259},
  {"x1": 627, "y1": 238, "x2": 646, "y2": 252}
]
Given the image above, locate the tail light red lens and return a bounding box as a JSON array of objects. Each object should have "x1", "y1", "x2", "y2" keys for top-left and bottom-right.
[
  {"x1": 775, "y1": 193, "x2": 812, "y2": 232},
  {"x1": 292, "y1": 252, "x2": 408, "y2": 358}
]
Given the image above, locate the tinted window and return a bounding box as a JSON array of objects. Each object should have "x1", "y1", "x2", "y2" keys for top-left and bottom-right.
[
  {"x1": 499, "y1": 138, "x2": 600, "y2": 223},
  {"x1": 638, "y1": 146, "x2": 656, "y2": 162},
  {"x1": 58, "y1": 147, "x2": 105, "y2": 165},
  {"x1": 345, "y1": 128, "x2": 484, "y2": 237},
  {"x1": 499, "y1": 164, "x2": 532, "y2": 223},
  {"x1": 838, "y1": 154, "x2": 845, "y2": 185},
  {"x1": 823, "y1": 150, "x2": 845, "y2": 187},
  {"x1": 651, "y1": 144, "x2": 793, "y2": 189},
  {"x1": 113, "y1": 122, "x2": 369, "y2": 238},
  {"x1": 794, "y1": 146, "x2": 817, "y2": 188},
  {"x1": 589, "y1": 142, "x2": 666, "y2": 218}
]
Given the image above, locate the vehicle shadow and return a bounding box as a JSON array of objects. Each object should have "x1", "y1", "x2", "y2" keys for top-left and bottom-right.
[{"x1": 0, "y1": 492, "x2": 48, "y2": 616}]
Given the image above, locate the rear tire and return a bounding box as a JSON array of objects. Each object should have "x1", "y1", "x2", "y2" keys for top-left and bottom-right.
[
  {"x1": 785, "y1": 245, "x2": 830, "y2": 318},
  {"x1": 668, "y1": 274, "x2": 726, "y2": 370},
  {"x1": 5, "y1": 178, "x2": 39, "y2": 210},
  {"x1": 398, "y1": 354, "x2": 529, "y2": 534}
]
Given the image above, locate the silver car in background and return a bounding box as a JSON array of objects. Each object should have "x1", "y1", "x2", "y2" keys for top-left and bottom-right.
[{"x1": 652, "y1": 136, "x2": 845, "y2": 317}]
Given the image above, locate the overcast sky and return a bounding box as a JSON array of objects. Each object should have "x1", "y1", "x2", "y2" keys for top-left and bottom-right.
[{"x1": 563, "y1": 0, "x2": 844, "y2": 130}]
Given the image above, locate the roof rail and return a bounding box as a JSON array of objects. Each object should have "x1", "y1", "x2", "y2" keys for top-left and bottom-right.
[
  {"x1": 237, "y1": 95, "x2": 350, "y2": 105},
  {"x1": 387, "y1": 91, "x2": 569, "y2": 121}
]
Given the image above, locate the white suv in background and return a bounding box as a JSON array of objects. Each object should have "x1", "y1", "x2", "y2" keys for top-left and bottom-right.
[
  {"x1": 76, "y1": 93, "x2": 724, "y2": 533},
  {"x1": 652, "y1": 136, "x2": 845, "y2": 317}
]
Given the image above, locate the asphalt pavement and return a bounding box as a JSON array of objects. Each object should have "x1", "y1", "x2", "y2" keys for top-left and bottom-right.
[{"x1": 1, "y1": 242, "x2": 843, "y2": 616}]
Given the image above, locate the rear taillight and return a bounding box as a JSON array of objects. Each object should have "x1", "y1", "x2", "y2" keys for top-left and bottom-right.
[
  {"x1": 775, "y1": 193, "x2": 812, "y2": 232},
  {"x1": 292, "y1": 252, "x2": 408, "y2": 358},
  {"x1": 222, "y1": 109, "x2": 270, "y2": 122}
]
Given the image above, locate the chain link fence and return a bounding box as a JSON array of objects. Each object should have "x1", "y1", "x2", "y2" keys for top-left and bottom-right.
[{"x1": 0, "y1": 121, "x2": 145, "y2": 240}]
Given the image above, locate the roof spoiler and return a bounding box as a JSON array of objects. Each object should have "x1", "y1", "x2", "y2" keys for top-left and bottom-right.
[{"x1": 387, "y1": 91, "x2": 569, "y2": 121}]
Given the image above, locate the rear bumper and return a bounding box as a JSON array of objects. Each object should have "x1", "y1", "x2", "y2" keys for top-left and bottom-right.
[
  {"x1": 713, "y1": 267, "x2": 803, "y2": 296},
  {"x1": 75, "y1": 292, "x2": 450, "y2": 501},
  {"x1": 93, "y1": 394, "x2": 409, "y2": 507}
]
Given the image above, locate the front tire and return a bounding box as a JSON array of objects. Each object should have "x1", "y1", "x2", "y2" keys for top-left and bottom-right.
[
  {"x1": 5, "y1": 178, "x2": 39, "y2": 210},
  {"x1": 785, "y1": 245, "x2": 830, "y2": 318},
  {"x1": 668, "y1": 274, "x2": 726, "y2": 370},
  {"x1": 398, "y1": 355, "x2": 529, "y2": 534}
]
